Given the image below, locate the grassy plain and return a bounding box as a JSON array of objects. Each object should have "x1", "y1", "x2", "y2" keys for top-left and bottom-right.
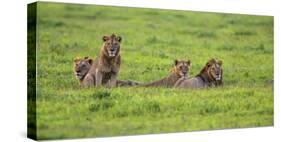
[{"x1": 33, "y1": 2, "x2": 273, "y2": 139}]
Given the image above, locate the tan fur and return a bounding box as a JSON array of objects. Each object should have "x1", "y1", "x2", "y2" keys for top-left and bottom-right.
[
  {"x1": 74, "y1": 56, "x2": 139, "y2": 87},
  {"x1": 174, "y1": 58, "x2": 223, "y2": 88},
  {"x1": 73, "y1": 57, "x2": 93, "y2": 87},
  {"x1": 141, "y1": 59, "x2": 191, "y2": 87},
  {"x1": 82, "y1": 34, "x2": 122, "y2": 87}
]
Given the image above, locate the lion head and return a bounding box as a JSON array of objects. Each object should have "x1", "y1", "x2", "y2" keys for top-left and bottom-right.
[
  {"x1": 205, "y1": 58, "x2": 223, "y2": 81},
  {"x1": 73, "y1": 57, "x2": 93, "y2": 80},
  {"x1": 102, "y1": 34, "x2": 122, "y2": 57},
  {"x1": 173, "y1": 59, "x2": 191, "y2": 78}
]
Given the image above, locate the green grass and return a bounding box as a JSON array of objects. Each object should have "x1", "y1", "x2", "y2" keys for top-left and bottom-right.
[{"x1": 33, "y1": 2, "x2": 273, "y2": 140}]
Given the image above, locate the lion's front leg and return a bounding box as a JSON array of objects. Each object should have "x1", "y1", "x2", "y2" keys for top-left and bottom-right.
[
  {"x1": 95, "y1": 69, "x2": 103, "y2": 87},
  {"x1": 174, "y1": 77, "x2": 185, "y2": 88},
  {"x1": 108, "y1": 73, "x2": 118, "y2": 87},
  {"x1": 81, "y1": 73, "x2": 94, "y2": 87}
]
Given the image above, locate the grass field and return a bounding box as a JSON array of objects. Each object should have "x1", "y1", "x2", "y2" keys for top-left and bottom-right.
[{"x1": 32, "y1": 2, "x2": 273, "y2": 140}]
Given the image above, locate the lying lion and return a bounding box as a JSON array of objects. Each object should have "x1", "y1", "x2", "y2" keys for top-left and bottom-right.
[
  {"x1": 74, "y1": 56, "x2": 139, "y2": 87},
  {"x1": 141, "y1": 59, "x2": 191, "y2": 87},
  {"x1": 174, "y1": 58, "x2": 223, "y2": 88},
  {"x1": 73, "y1": 56, "x2": 93, "y2": 87}
]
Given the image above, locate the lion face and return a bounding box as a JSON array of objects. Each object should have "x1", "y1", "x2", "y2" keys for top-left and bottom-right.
[
  {"x1": 74, "y1": 57, "x2": 93, "y2": 80},
  {"x1": 174, "y1": 59, "x2": 191, "y2": 78},
  {"x1": 206, "y1": 59, "x2": 223, "y2": 81},
  {"x1": 102, "y1": 34, "x2": 122, "y2": 57}
]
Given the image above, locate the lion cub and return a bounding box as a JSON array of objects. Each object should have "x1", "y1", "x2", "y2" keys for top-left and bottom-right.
[
  {"x1": 73, "y1": 57, "x2": 93, "y2": 87},
  {"x1": 74, "y1": 56, "x2": 139, "y2": 87},
  {"x1": 83, "y1": 34, "x2": 122, "y2": 87},
  {"x1": 174, "y1": 58, "x2": 223, "y2": 88},
  {"x1": 142, "y1": 59, "x2": 191, "y2": 87}
]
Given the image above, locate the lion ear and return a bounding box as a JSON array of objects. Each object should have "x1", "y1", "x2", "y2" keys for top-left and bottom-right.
[
  {"x1": 102, "y1": 36, "x2": 109, "y2": 42},
  {"x1": 209, "y1": 58, "x2": 216, "y2": 63},
  {"x1": 206, "y1": 62, "x2": 211, "y2": 67},
  {"x1": 174, "y1": 59, "x2": 179, "y2": 65},
  {"x1": 186, "y1": 60, "x2": 191, "y2": 65},
  {"x1": 87, "y1": 59, "x2": 93, "y2": 65},
  {"x1": 117, "y1": 36, "x2": 122, "y2": 42},
  {"x1": 207, "y1": 58, "x2": 215, "y2": 67},
  {"x1": 218, "y1": 60, "x2": 223, "y2": 66},
  {"x1": 74, "y1": 57, "x2": 80, "y2": 63}
]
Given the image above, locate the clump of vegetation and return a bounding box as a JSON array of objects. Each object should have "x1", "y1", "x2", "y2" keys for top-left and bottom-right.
[{"x1": 92, "y1": 91, "x2": 111, "y2": 99}]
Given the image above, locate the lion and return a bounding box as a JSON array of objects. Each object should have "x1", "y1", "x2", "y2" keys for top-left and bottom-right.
[
  {"x1": 83, "y1": 34, "x2": 122, "y2": 87},
  {"x1": 141, "y1": 59, "x2": 191, "y2": 87},
  {"x1": 73, "y1": 56, "x2": 93, "y2": 87},
  {"x1": 174, "y1": 58, "x2": 223, "y2": 88},
  {"x1": 74, "y1": 56, "x2": 140, "y2": 87}
]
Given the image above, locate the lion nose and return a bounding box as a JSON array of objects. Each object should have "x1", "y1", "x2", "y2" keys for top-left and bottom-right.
[{"x1": 110, "y1": 49, "x2": 114, "y2": 51}]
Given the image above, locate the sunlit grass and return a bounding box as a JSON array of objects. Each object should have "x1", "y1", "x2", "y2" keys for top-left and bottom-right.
[{"x1": 34, "y1": 2, "x2": 273, "y2": 140}]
